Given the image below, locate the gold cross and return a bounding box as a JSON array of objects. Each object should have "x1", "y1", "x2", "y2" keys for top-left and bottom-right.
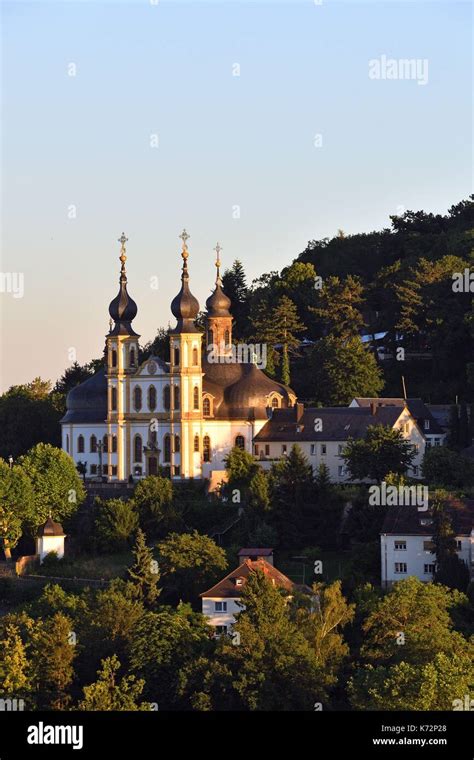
[
  {"x1": 179, "y1": 229, "x2": 190, "y2": 249},
  {"x1": 118, "y1": 232, "x2": 128, "y2": 248}
]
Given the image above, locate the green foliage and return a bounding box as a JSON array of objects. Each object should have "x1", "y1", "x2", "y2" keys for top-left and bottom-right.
[
  {"x1": 0, "y1": 460, "x2": 35, "y2": 560},
  {"x1": 127, "y1": 529, "x2": 161, "y2": 607},
  {"x1": 19, "y1": 443, "x2": 85, "y2": 528},
  {"x1": 94, "y1": 498, "x2": 139, "y2": 551},
  {"x1": 311, "y1": 275, "x2": 365, "y2": 339},
  {"x1": 422, "y1": 446, "x2": 474, "y2": 487},
  {"x1": 78, "y1": 655, "x2": 149, "y2": 711},
  {"x1": 131, "y1": 475, "x2": 175, "y2": 538},
  {"x1": 309, "y1": 336, "x2": 383, "y2": 405},
  {"x1": 0, "y1": 379, "x2": 62, "y2": 459},
  {"x1": 156, "y1": 531, "x2": 228, "y2": 605},
  {"x1": 343, "y1": 425, "x2": 415, "y2": 482},
  {"x1": 0, "y1": 623, "x2": 31, "y2": 698}
]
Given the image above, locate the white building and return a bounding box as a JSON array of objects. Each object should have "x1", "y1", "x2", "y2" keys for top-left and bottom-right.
[
  {"x1": 200, "y1": 554, "x2": 301, "y2": 635},
  {"x1": 61, "y1": 232, "x2": 295, "y2": 484},
  {"x1": 36, "y1": 517, "x2": 66, "y2": 563},
  {"x1": 350, "y1": 397, "x2": 446, "y2": 449},
  {"x1": 253, "y1": 401, "x2": 426, "y2": 483},
  {"x1": 380, "y1": 500, "x2": 474, "y2": 587}
]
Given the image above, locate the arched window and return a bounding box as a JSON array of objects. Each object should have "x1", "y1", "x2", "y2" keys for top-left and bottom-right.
[
  {"x1": 129, "y1": 347, "x2": 136, "y2": 367},
  {"x1": 134, "y1": 435, "x2": 142, "y2": 462},
  {"x1": 111, "y1": 387, "x2": 117, "y2": 411},
  {"x1": 112, "y1": 435, "x2": 117, "y2": 453},
  {"x1": 173, "y1": 385, "x2": 180, "y2": 410},
  {"x1": 203, "y1": 435, "x2": 211, "y2": 462},
  {"x1": 235, "y1": 435, "x2": 245, "y2": 450},
  {"x1": 174, "y1": 347, "x2": 180, "y2": 366},
  {"x1": 148, "y1": 385, "x2": 157, "y2": 411},
  {"x1": 90, "y1": 435, "x2": 97, "y2": 453},
  {"x1": 164, "y1": 434, "x2": 171, "y2": 462},
  {"x1": 224, "y1": 329, "x2": 230, "y2": 346},
  {"x1": 174, "y1": 435, "x2": 180, "y2": 453},
  {"x1": 66, "y1": 434, "x2": 70, "y2": 453},
  {"x1": 133, "y1": 386, "x2": 142, "y2": 412},
  {"x1": 207, "y1": 329, "x2": 214, "y2": 346},
  {"x1": 194, "y1": 434, "x2": 200, "y2": 452},
  {"x1": 192, "y1": 347, "x2": 198, "y2": 365},
  {"x1": 163, "y1": 386, "x2": 171, "y2": 411},
  {"x1": 193, "y1": 386, "x2": 199, "y2": 410},
  {"x1": 111, "y1": 349, "x2": 117, "y2": 367},
  {"x1": 271, "y1": 396, "x2": 279, "y2": 409},
  {"x1": 203, "y1": 397, "x2": 211, "y2": 416},
  {"x1": 103, "y1": 435, "x2": 108, "y2": 453},
  {"x1": 77, "y1": 435, "x2": 85, "y2": 453}
]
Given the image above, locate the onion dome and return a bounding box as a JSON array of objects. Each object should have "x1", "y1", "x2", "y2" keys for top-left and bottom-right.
[
  {"x1": 108, "y1": 233, "x2": 139, "y2": 336},
  {"x1": 37, "y1": 516, "x2": 65, "y2": 537},
  {"x1": 170, "y1": 229, "x2": 200, "y2": 333},
  {"x1": 206, "y1": 243, "x2": 231, "y2": 317},
  {"x1": 227, "y1": 362, "x2": 292, "y2": 410}
]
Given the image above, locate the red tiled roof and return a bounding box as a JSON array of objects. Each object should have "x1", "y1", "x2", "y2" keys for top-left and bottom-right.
[{"x1": 200, "y1": 559, "x2": 296, "y2": 599}]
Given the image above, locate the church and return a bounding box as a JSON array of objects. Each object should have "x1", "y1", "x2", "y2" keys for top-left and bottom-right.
[{"x1": 61, "y1": 232, "x2": 296, "y2": 486}]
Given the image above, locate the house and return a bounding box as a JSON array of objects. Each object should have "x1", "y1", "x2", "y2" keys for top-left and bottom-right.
[
  {"x1": 350, "y1": 397, "x2": 446, "y2": 448},
  {"x1": 200, "y1": 557, "x2": 302, "y2": 635},
  {"x1": 253, "y1": 401, "x2": 425, "y2": 483},
  {"x1": 380, "y1": 498, "x2": 474, "y2": 588}
]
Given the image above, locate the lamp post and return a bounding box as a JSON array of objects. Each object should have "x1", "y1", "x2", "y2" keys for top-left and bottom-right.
[
  {"x1": 8, "y1": 455, "x2": 13, "y2": 469},
  {"x1": 97, "y1": 440, "x2": 105, "y2": 482}
]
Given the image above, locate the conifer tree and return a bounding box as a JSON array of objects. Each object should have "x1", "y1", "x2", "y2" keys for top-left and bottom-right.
[{"x1": 127, "y1": 528, "x2": 161, "y2": 608}]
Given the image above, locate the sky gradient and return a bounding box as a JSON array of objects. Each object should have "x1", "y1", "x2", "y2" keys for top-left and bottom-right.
[{"x1": 1, "y1": 0, "x2": 472, "y2": 391}]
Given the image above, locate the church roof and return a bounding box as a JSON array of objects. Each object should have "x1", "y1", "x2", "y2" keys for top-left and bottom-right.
[
  {"x1": 60, "y1": 368, "x2": 107, "y2": 424},
  {"x1": 38, "y1": 517, "x2": 65, "y2": 537},
  {"x1": 108, "y1": 233, "x2": 139, "y2": 337}
]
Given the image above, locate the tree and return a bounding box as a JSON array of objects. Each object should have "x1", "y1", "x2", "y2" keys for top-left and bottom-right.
[
  {"x1": 224, "y1": 446, "x2": 259, "y2": 503},
  {"x1": 311, "y1": 275, "x2": 365, "y2": 339},
  {"x1": 127, "y1": 528, "x2": 161, "y2": 607},
  {"x1": 140, "y1": 327, "x2": 170, "y2": 363},
  {"x1": 222, "y1": 260, "x2": 249, "y2": 339},
  {"x1": 53, "y1": 362, "x2": 94, "y2": 395},
  {"x1": 250, "y1": 296, "x2": 305, "y2": 385},
  {"x1": 430, "y1": 491, "x2": 457, "y2": 566},
  {"x1": 422, "y1": 446, "x2": 474, "y2": 488},
  {"x1": 269, "y1": 445, "x2": 314, "y2": 546},
  {"x1": 156, "y1": 531, "x2": 228, "y2": 605},
  {"x1": 435, "y1": 555, "x2": 470, "y2": 593},
  {"x1": 0, "y1": 461, "x2": 35, "y2": 560},
  {"x1": 248, "y1": 468, "x2": 270, "y2": 513},
  {"x1": 0, "y1": 623, "x2": 31, "y2": 699},
  {"x1": 78, "y1": 655, "x2": 149, "y2": 711},
  {"x1": 19, "y1": 443, "x2": 85, "y2": 529},
  {"x1": 342, "y1": 425, "x2": 415, "y2": 482},
  {"x1": 447, "y1": 404, "x2": 460, "y2": 449},
  {"x1": 309, "y1": 336, "x2": 383, "y2": 406},
  {"x1": 131, "y1": 476, "x2": 174, "y2": 538},
  {"x1": 30, "y1": 612, "x2": 76, "y2": 710},
  {"x1": 0, "y1": 382, "x2": 62, "y2": 459},
  {"x1": 94, "y1": 498, "x2": 139, "y2": 551}
]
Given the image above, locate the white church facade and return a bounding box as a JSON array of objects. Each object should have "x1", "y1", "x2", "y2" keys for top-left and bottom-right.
[{"x1": 61, "y1": 232, "x2": 296, "y2": 485}]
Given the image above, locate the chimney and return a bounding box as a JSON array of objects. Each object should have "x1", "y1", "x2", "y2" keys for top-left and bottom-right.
[
  {"x1": 295, "y1": 402, "x2": 304, "y2": 422},
  {"x1": 370, "y1": 401, "x2": 377, "y2": 416}
]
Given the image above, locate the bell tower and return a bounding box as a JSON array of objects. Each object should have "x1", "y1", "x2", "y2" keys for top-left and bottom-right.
[
  {"x1": 106, "y1": 233, "x2": 140, "y2": 481},
  {"x1": 168, "y1": 229, "x2": 204, "y2": 478},
  {"x1": 205, "y1": 243, "x2": 233, "y2": 359}
]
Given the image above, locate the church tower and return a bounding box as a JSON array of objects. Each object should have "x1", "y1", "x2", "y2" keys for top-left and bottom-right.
[
  {"x1": 169, "y1": 230, "x2": 203, "y2": 478},
  {"x1": 205, "y1": 243, "x2": 233, "y2": 359},
  {"x1": 106, "y1": 233, "x2": 140, "y2": 481}
]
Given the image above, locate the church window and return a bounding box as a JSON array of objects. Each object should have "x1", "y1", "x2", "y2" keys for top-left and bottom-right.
[
  {"x1": 111, "y1": 349, "x2": 117, "y2": 368},
  {"x1": 90, "y1": 435, "x2": 97, "y2": 453},
  {"x1": 164, "y1": 435, "x2": 171, "y2": 462},
  {"x1": 203, "y1": 397, "x2": 211, "y2": 416},
  {"x1": 148, "y1": 385, "x2": 157, "y2": 411},
  {"x1": 77, "y1": 435, "x2": 84, "y2": 453},
  {"x1": 134, "y1": 386, "x2": 142, "y2": 412},
  {"x1": 90, "y1": 465, "x2": 97, "y2": 475},
  {"x1": 235, "y1": 435, "x2": 245, "y2": 450},
  {"x1": 194, "y1": 434, "x2": 200, "y2": 452},
  {"x1": 224, "y1": 329, "x2": 230, "y2": 346},
  {"x1": 173, "y1": 385, "x2": 180, "y2": 410},
  {"x1": 192, "y1": 347, "x2": 198, "y2": 365},
  {"x1": 103, "y1": 435, "x2": 108, "y2": 453},
  {"x1": 174, "y1": 347, "x2": 180, "y2": 366},
  {"x1": 66, "y1": 434, "x2": 70, "y2": 453},
  {"x1": 271, "y1": 396, "x2": 279, "y2": 409},
  {"x1": 193, "y1": 386, "x2": 199, "y2": 410},
  {"x1": 112, "y1": 435, "x2": 117, "y2": 453},
  {"x1": 111, "y1": 387, "x2": 117, "y2": 411},
  {"x1": 203, "y1": 435, "x2": 211, "y2": 462},
  {"x1": 163, "y1": 386, "x2": 170, "y2": 410},
  {"x1": 174, "y1": 435, "x2": 180, "y2": 453},
  {"x1": 129, "y1": 347, "x2": 136, "y2": 367},
  {"x1": 207, "y1": 329, "x2": 214, "y2": 347},
  {"x1": 134, "y1": 435, "x2": 142, "y2": 462}
]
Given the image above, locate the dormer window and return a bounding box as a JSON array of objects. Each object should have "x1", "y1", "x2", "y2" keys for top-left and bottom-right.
[
  {"x1": 129, "y1": 347, "x2": 136, "y2": 367},
  {"x1": 235, "y1": 578, "x2": 244, "y2": 586},
  {"x1": 424, "y1": 419, "x2": 430, "y2": 431}
]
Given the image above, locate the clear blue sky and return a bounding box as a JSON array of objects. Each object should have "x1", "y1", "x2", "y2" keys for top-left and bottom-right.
[{"x1": 1, "y1": 0, "x2": 472, "y2": 391}]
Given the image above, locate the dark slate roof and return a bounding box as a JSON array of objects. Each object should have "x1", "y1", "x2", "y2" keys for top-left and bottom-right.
[
  {"x1": 353, "y1": 398, "x2": 444, "y2": 435},
  {"x1": 238, "y1": 548, "x2": 274, "y2": 557},
  {"x1": 37, "y1": 517, "x2": 65, "y2": 537},
  {"x1": 60, "y1": 368, "x2": 107, "y2": 424},
  {"x1": 462, "y1": 444, "x2": 474, "y2": 461},
  {"x1": 254, "y1": 405, "x2": 403, "y2": 443},
  {"x1": 200, "y1": 559, "x2": 297, "y2": 599},
  {"x1": 427, "y1": 404, "x2": 453, "y2": 432},
  {"x1": 381, "y1": 498, "x2": 474, "y2": 536}
]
